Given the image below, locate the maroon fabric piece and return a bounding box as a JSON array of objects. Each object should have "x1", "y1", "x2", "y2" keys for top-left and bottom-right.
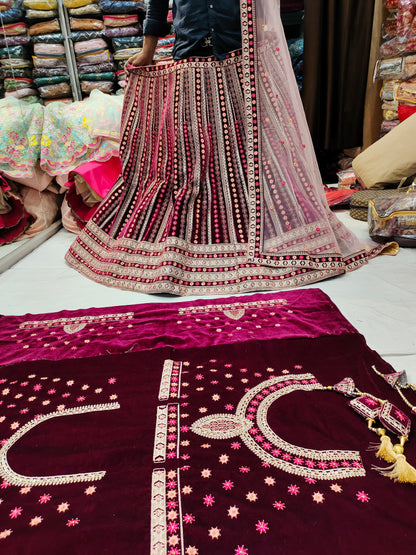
[
  {"x1": 0, "y1": 290, "x2": 355, "y2": 366},
  {"x1": 0, "y1": 290, "x2": 415, "y2": 553}
]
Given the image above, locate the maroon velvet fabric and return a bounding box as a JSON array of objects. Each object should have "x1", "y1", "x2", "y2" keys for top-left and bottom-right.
[
  {"x1": 0, "y1": 290, "x2": 415, "y2": 554},
  {"x1": 0, "y1": 290, "x2": 355, "y2": 366}
]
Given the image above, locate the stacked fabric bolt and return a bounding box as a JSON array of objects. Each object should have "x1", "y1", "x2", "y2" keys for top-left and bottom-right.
[
  {"x1": 0, "y1": 9, "x2": 37, "y2": 101},
  {"x1": 24, "y1": 0, "x2": 73, "y2": 103},
  {"x1": 66, "y1": 0, "x2": 116, "y2": 96},
  {"x1": 99, "y1": 0, "x2": 146, "y2": 91},
  {"x1": 376, "y1": 0, "x2": 416, "y2": 135}
]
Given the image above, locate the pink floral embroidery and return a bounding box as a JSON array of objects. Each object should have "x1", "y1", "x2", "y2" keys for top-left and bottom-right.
[
  {"x1": 288, "y1": 485, "x2": 299, "y2": 495},
  {"x1": 330, "y1": 484, "x2": 342, "y2": 493},
  {"x1": 273, "y1": 501, "x2": 285, "y2": 510},
  {"x1": 219, "y1": 454, "x2": 229, "y2": 464},
  {"x1": 231, "y1": 442, "x2": 241, "y2": 450},
  {"x1": 39, "y1": 494, "x2": 51, "y2": 504},
  {"x1": 305, "y1": 477, "x2": 316, "y2": 484},
  {"x1": 66, "y1": 518, "x2": 79, "y2": 527},
  {"x1": 203, "y1": 494, "x2": 215, "y2": 506},
  {"x1": 108, "y1": 378, "x2": 116, "y2": 384},
  {"x1": 256, "y1": 520, "x2": 269, "y2": 534},
  {"x1": 9, "y1": 507, "x2": 22, "y2": 519},
  {"x1": 356, "y1": 491, "x2": 370, "y2": 503},
  {"x1": 235, "y1": 547, "x2": 248, "y2": 555},
  {"x1": 264, "y1": 477, "x2": 276, "y2": 486},
  {"x1": 223, "y1": 480, "x2": 234, "y2": 490},
  {"x1": 312, "y1": 492, "x2": 325, "y2": 504},
  {"x1": 84, "y1": 486, "x2": 96, "y2": 495},
  {"x1": 246, "y1": 491, "x2": 258, "y2": 502},
  {"x1": 29, "y1": 516, "x2": 43, "y2": 527},
  {"x1": 182, "y1": 486, "x2": 192, "y2": 495},
  {"x1": 208, "y1": 527, "x2": 221, "y2": 539},
  {"x1": 201, "y1": 469, "x2": 211, "y2": 478},
  {"x1": 183, "y1": 514, "x2": 195, "y2": 524},
  {"x1": 228, "y1": 506, "x2": 239, "y2": 519},
  {"x1": 239, "y1": 466, "x2": 250, "y2": 473},
  {"x1": 185, "y1": 546, "x2": 198, "y2": 555},
  {"x1": 0, "y1": 529, "x2": 12, "y2": 539},
  {"x1": 57, "y1": 502, "x2": 70, "y2": 513},
  {"x1": 19, "y1": 487, "x2": 31, "y2": 495}
]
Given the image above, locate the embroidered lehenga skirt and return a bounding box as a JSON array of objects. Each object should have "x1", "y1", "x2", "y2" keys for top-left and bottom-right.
[{"x1": 66, "y1": 0, "x2": 391, "y2": 295}]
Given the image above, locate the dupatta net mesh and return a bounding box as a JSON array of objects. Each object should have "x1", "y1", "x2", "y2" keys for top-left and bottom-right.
[
  {"x1": 245, "y1": 0, "x2": 379, "y2": 263},
  {"x1": 65, "y1": 0, "x2": 391, "y2": 295}
]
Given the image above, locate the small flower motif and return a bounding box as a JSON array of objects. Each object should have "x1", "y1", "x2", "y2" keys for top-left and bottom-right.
[
  {"x1": 239, "y1": 466, "x2": 250, "y2": 473},
  {"x1": 33, "y1": 384, "x2": 42, "y2": 391},
  {"x1": 10, "y1": 422, "x2": 19, "y2": 430},
  {"x1": 235, "y1": 546, "x2": 248, "y2": 555},
  {"x1": 48, "y1": 389, "x2": 56, "y2": 395},
  {"x1": 330, "y1": 484, "x2": 343, "y2": 493},
  {"x1": 185, "y1": 547, "x2": 198, "y2": 555},
  {"x1": 29, "y1": 516, "x2": 43, "y2": 527},
  {"x1": 182, "y1": 485, "x2": 192, "y2": 495},
  {"x1": 256, "y1": 520, "x2": 269, "y2": 534},
  {"x1": 199, "y1": 407, "x2": 207, "y2": 413},
  {"x1": 212, "y1": 394, "x2": 220, "y2": 401},
  {"x1": 108, "y1": 378, "x2": 116, "y2": 384},
  {"x1": 66, "y1": 518, "x2": 79, "y2": 527},
  {"x1": 9, "y1": 507, "x2": 22, "y2": 519},
  {"x1": 305, "y1": 477, "x2": 316, "y2": 484},
  {"x1": 57, "y1": 502, "x2": 70, "y2": 513},
  {"x1": 208, "y1": 527, "x2": 221, "y2": 539},
  {"x1": 225, "y1": 404, "x2": 234, "y2": 411},
  {"x1": 288, "y1": 485, "x2": 299, "y2": 496},
  {"x1": 228, "y1": 505, "x2": 239, "y2": 519},
  {"x1": 273, "y1": 501, "x2": 285, "y2": 510},
  {"x1": 84, "y1": 486, "x2": 96, "y2": 496},
  {"x1": 39, "y1": 494, "x2": 51, "y2": 504},
  {"x1": 19, "y1": 487, "x2": 31, "y2": 495},
  {"x1": 183, "y1": 514, "x2": 195, "y2": 524},
  {"x1": 203, "y1": 494, "x2": 215, "y2": 506},
  {"x1": 222, "y1": 480, "x2": 234, "y2": 490},
  {"x1": 77, "y1": 396, "x2": 85, "y2": 402},
  {"x1": 231, "y1": 442, "x2": 241, "y2": 450},
  {"x1": 246, "y1": 491, "x2": 258, "y2": 502},
  {"x1": 312, "y1": 492, "x2": 325, "y2": 504},
  {"x1": 219, "y1": 454, "x2": 229, "y2": 464},
  {"x1": 0, "y1": 529, "x2": 12, "y2": 539},
  {"x1": 264, "y1": 476, "x2": 276, "y2": 486},
  {"x1": 167, "y1": 522, "x2": 179, "y2": 534},
  {"x1": 356, "y1": 491, "x2": 370, "y2": 503}
]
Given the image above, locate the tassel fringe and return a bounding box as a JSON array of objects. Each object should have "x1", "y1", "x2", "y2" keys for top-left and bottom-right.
[
  {"x1": 374, "y1": 454, "x2": 416, "y2": 484},
  {"x1": 369, "y1": 435, "x2": 397, "y2": 463}
]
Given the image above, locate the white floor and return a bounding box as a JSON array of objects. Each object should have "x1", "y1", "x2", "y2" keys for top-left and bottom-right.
[{"x1": 0, "y1": 211, "x2": 415, "y2": 382}]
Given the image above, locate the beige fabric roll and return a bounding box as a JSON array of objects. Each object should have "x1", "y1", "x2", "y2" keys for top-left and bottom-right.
[{"x1": 352, "y1": 113, "x2": 416, "y2": 189}]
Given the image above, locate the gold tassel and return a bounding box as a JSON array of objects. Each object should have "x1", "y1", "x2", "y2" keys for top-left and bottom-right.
[
  {"x1": 374, "y1": 437, "x2": 416, "y2": 484},
  {"x1": 371, "y1": 434, "x2": 397, "y2": 463},
  {"x1": 375, "y1": 454, "x2": 416, "y2": 484}
]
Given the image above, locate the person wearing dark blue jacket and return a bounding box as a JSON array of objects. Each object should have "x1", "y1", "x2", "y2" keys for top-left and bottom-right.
[{"x1": 128, "y1": 0, "x2": 241, "y2": 66}]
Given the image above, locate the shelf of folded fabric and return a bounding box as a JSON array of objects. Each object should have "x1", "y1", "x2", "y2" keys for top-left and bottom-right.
[{"x1": 376, "y1": 0, "x2": 416, "y2": 136}]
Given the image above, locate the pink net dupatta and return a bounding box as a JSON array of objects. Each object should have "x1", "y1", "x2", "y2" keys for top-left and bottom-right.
[
  {"x1": 243, "y1": 0, "x2": 395, "y2": 269},
  {"x1": 65, "y1": 0, "x2": 395, "y2": 295}
]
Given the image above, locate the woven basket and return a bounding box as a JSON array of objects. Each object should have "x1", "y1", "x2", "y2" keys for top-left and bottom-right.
[{"x1": 349, "y1": 187, "x2": 411, "y2": 221}]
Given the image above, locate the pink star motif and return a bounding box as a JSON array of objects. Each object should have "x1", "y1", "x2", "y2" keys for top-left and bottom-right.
[
  {"x1": 208, "y1": 527, "x2": 221, "y2": 539},
  {"x1": 330, "y1": 484, "x2": 343, "y2": 493},
  {"x1": 66, "y1": 518, "x2": 79, "y2": 527},
  {"x1": 180, "y1": 426, "x2": 189, "y2": 433},
  {"x1": 356, "y1": 491, "x2": 370, "y2": 503},
  {"x1": 183, "y1": 514, "x2": 195, "y2": 524},
  {"x1": 264, "y1": 476, "x2": 276, "y2": 486},
  {"x1": 256, "y1": 520, "x2": 269, "y2": 534},
  {"x1": 223, "y1": 480, "x2": 234, "y2": 490},
  {"x1": 306, "y1": 460, "x2": 315, "y2": 468},
  {"x1": 228, "y1": 505, "x2": 239, "y2": 519},
  {"x1": 108, "y1": 378, "x2": 116, "y2": 384},
  {"x1": 305, "y1": 477, "x2": 316, "y2": 484},
  {"x1": 167, "y1": 501, "x2": 177, "y2": 509},
  {"x1": 185, "y1": 547, "x2": 198, "y2": 555},
  {"x1": 288, "y1": 485, "x2": 299, "y2": 496},
  {"x1": 293, "y1": 457, "x2": 303, "y2": 465},
  {"x1": 9, "y1": 507, "x2": 22, "y2": 519},
  {"x1": 272, "y1": 448, "x2": 281, "y2": 457},
  {"x1": 201, "y1": 469, "x2": 211, "y2": 478},
  {"x1": 33, "y1": 384, "x2": 42, "y2": 391},
  {"x1": 318, "y1": 461, "x2": 328, "y2": 469},
  {"x1": 395, "y1": 410, "x2": 406, "y2": 422},
  {"x1": 57, "y1": 502, "x2": 70, "y2": 513},
  {"x1": 182, "y1": 485, "x2": 192, "y2": 495},
  {"x1": 47, "y1": 389, "x2": 56, "y2": 395},
  {"x1": 19, "y1": 487, "x2": 31, "y2": 495},
  {"x1": 10, "y1": 422, "x2": 19, "y2": 430},
  {"x1": 273, "y1": 501, "x2": 285, "y2": 510},
  {"x1": 168, "y1": 537, "x2": 180, "y2": 548},
  {"x1": 195, "y1": 374, "x2": 204, "y2": 380},
  {"x1": 77, "y1": 396, "x2": 85, "y2": 402},
  {"x1": 203, "y1": 494, "x2": 215, "y2": 506},
  {"x1": 29, "y1": 516, "x2": 43, "y2": 527},
  {"x1": 231, "y1": 442, "x2": 241, "y2": 450},
  {"x1": 235, "y1": 547, "x2": 248, "y2": 555},
  {"x1": 219, "y1": 454, "x2": 229, "y2": 464},
  {"x1": 169, "y1": 548, "x2": 180, "y2": 555},
  {"x1": 167, "y1": 510, "x2": 178, "y2": 520},
  {"x1": 39, "y1": 494, "x2": 51, "y2": 504},
  {"x1": 0, "y1": 529, "x2": 12, "y2": 539},
  {"x1": 1, "y1": 482, "x2": 9, "y2": 489},
  {"x1": 239, "y1": 466, "x2": 250, "y2": 473},
  {"x1": 282, "y1": 453, "x2": 291, "y2": 461},
  {"x1": 312, "y1": 492, "x2": 325, "y2": 504},
  {"x1": 84, "y1": 486, "x2": 96, "y2": 495},
  {"x1": 225, "y1": 404, "x2": 234, "y2": 411},
  {"x1": 246, "y1": 491, "x2": 258, "y2": 502},
  {"x1": 168, "y1": 522, "x2": 179, "y2": 533}
]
